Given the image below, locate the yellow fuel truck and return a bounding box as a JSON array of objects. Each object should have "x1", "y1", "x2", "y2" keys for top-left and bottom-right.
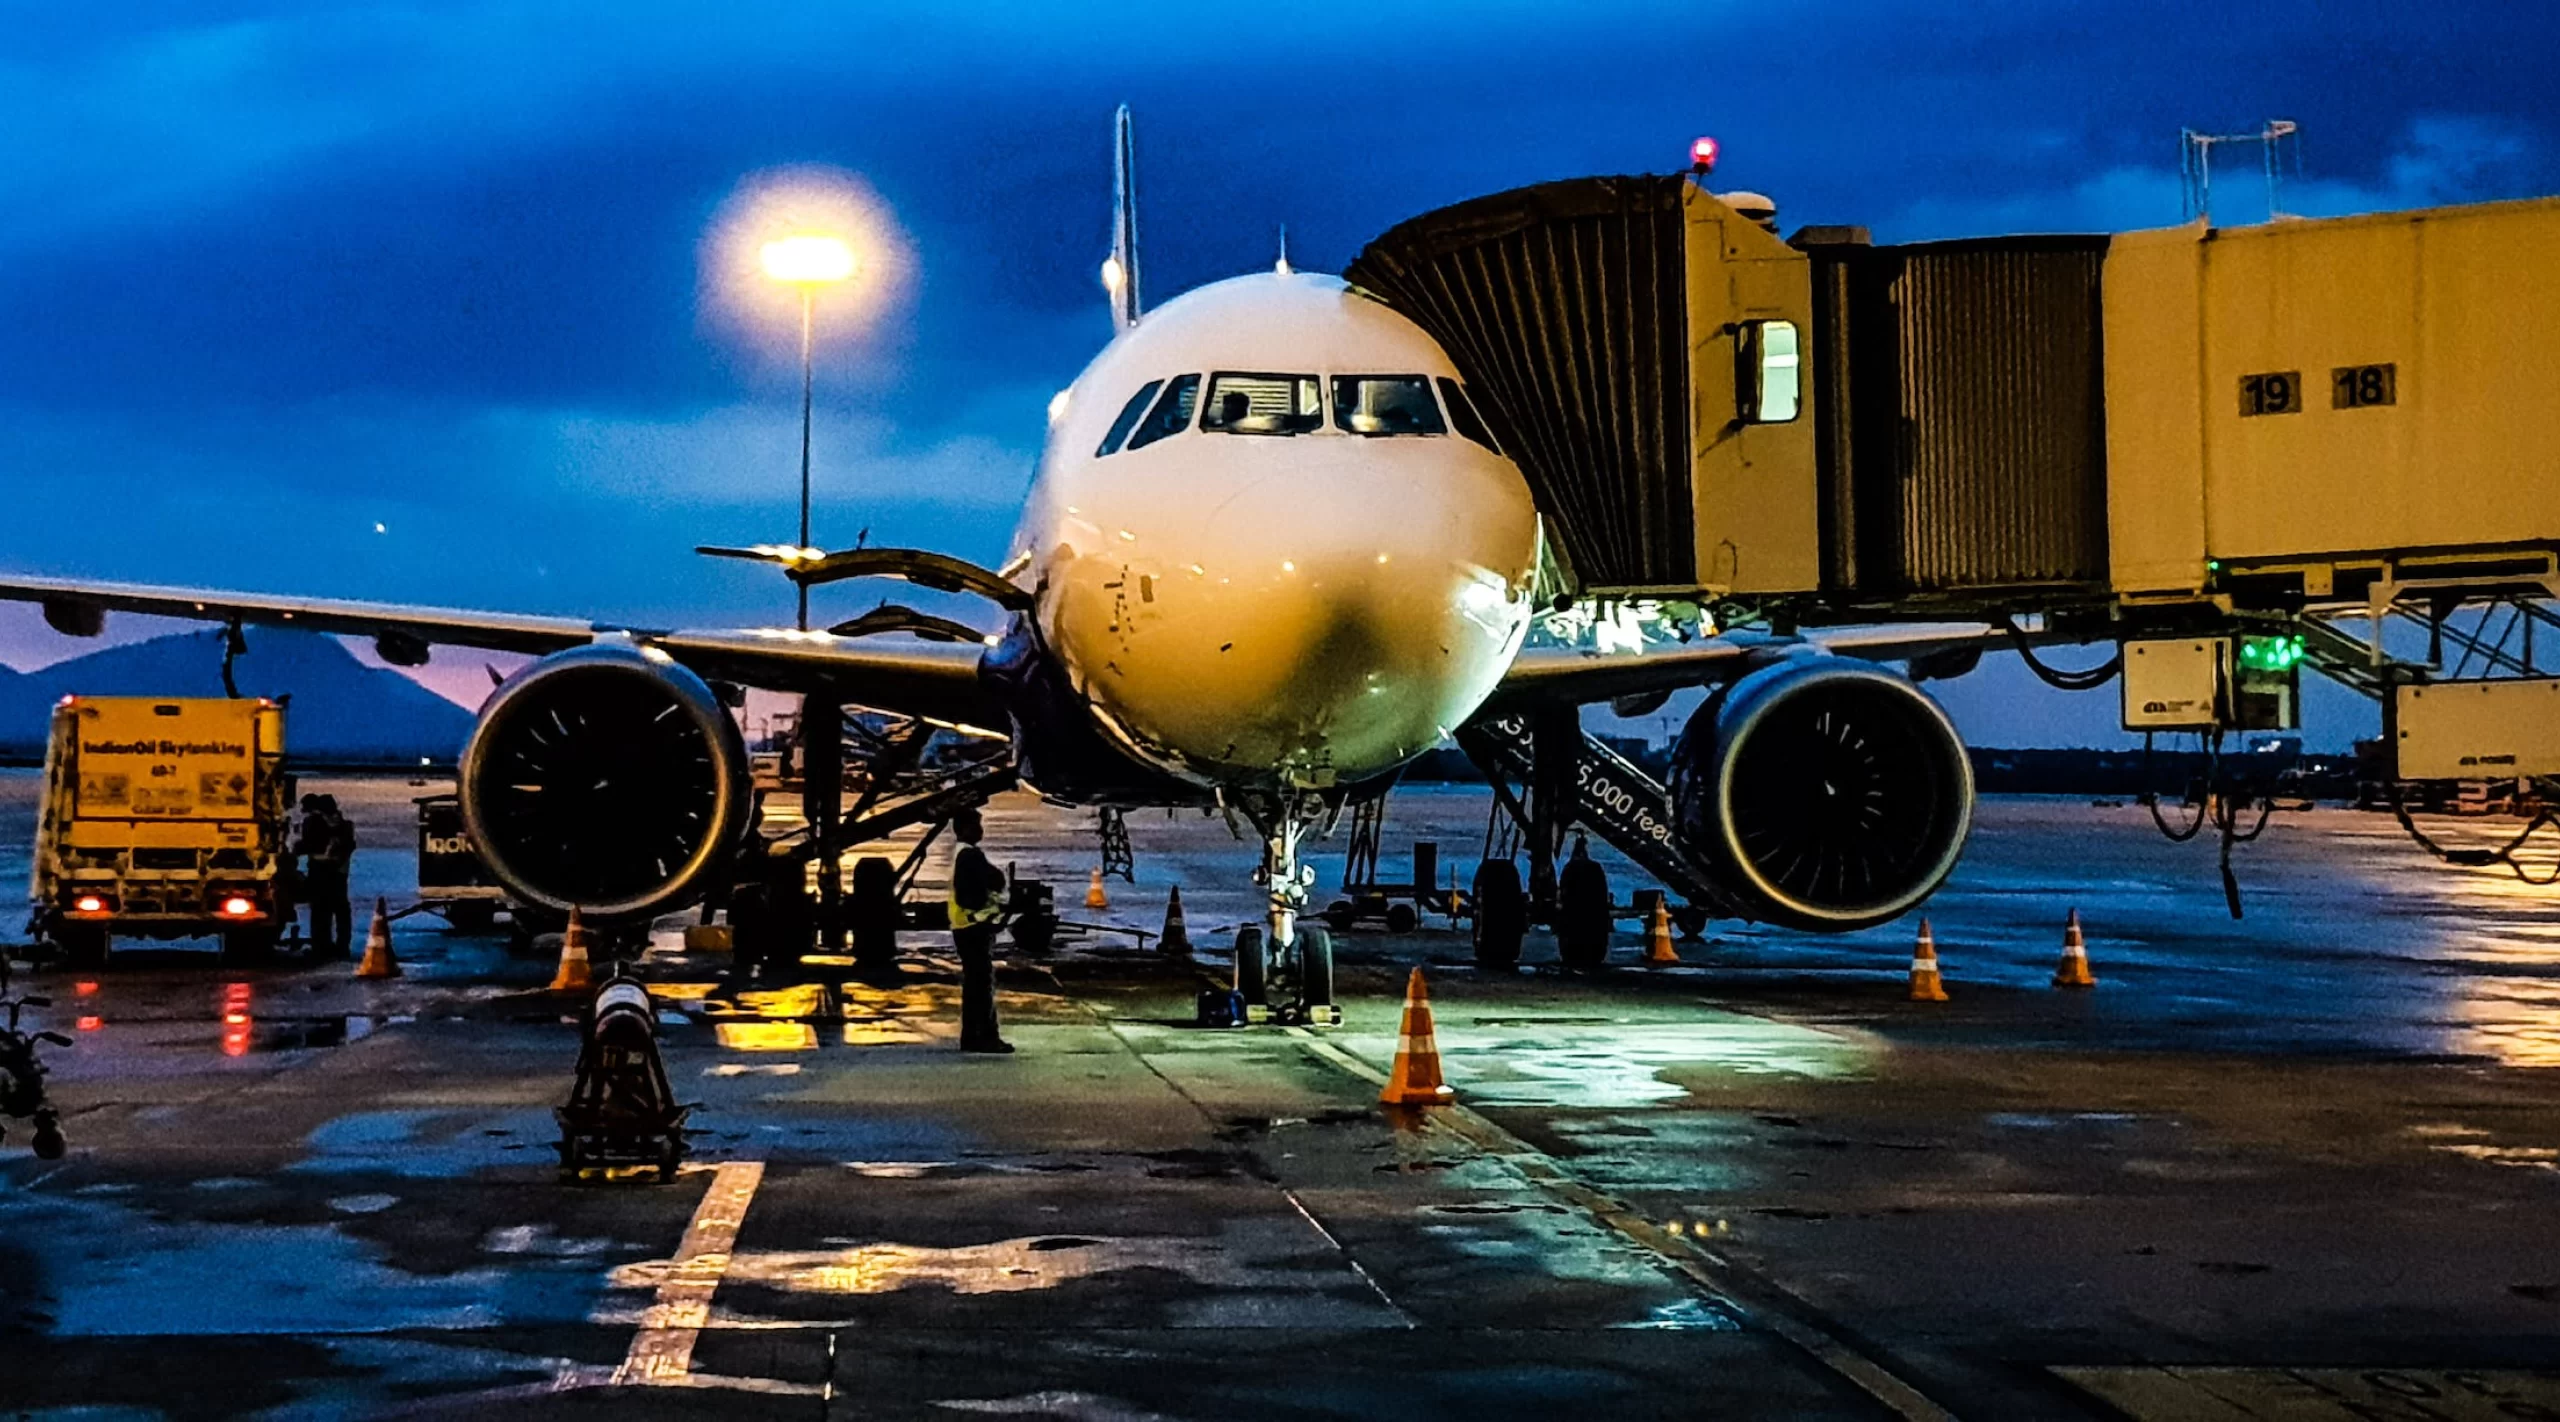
[{"x1": 30, "y1": 696, "x2": 292, "y2": 966}]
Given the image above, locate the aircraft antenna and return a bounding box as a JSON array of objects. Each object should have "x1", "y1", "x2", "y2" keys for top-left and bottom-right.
[{"x1": 1275, "y1": 224, "x2": 1291, "y2": 276}]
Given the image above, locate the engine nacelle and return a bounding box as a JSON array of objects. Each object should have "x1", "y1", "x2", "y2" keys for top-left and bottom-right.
[
  {"x1": 1668, "y1": 657, "x2": 1973, "y2": 931},
  {"x1": 459, "y1": 641, "x2": 750, "y2": 920}
]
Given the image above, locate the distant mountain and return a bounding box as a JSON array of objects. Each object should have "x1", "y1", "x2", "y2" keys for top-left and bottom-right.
[{"x1": 0, "y1": 627, "x2": 474, "y2": 766}]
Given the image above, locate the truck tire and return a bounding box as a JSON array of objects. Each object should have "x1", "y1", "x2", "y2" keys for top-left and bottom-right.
[
  {"x1": 221, "y1": 925, "x2": 279, "y2": 965},
  {"x1": 443, "y1": 901, "x2": 498, "y2": 934},
  {"x1": 56, "y1": 923, "x2": 107, "y2": 971}
]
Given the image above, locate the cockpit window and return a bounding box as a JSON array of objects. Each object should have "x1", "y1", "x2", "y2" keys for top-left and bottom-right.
[
  {"x1": 1095, "y1": 379, "x2": 1163, "y2": 457},
  {"x1": 1332, "y1": 375, "x2": 1447, "y2": 436},
  {"x1": 1202, "y1": 372, "x2": 1322, "y2": 435},
  {"x1": 1123, "y1": 374, "x2": 1200, "y2": 452},
  {"x1": 1437, "y1": 378, "x2": 1502, "y2": 455}
]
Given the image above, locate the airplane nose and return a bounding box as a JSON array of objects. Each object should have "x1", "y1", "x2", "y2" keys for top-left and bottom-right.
[{"x1": 1118, "y1": 459, "x2": 1534, "y2": 783}]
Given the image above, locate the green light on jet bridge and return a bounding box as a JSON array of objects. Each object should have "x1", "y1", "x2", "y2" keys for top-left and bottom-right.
[{"x1": 2238, "y1": 634, "x2": 2307, "y2": 673}]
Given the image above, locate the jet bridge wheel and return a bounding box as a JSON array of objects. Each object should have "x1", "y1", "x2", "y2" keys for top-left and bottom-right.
[{"x1": 1471, "y1": 860, "x2": 1524, "y2": 971}]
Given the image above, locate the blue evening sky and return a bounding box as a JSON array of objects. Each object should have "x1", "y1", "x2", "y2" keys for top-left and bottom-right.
[{"x1": 2, "y1": 1, "x2": 2553, "y2": 746}]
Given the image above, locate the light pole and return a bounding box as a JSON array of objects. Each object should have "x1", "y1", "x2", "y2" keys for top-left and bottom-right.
[{"x1": 758, "y1": 233, "x2": 857, "y2": 630}]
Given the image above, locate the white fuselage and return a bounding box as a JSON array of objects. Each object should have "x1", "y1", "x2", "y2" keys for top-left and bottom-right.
[{"x1": 1009, "y1": 272, "x2": 1541, "y2": 792}]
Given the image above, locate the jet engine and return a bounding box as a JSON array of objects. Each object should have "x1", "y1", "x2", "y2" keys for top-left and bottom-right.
[
  {"x1": 1668, "y1": 657, "x2": 1973, "y2": 931},
  {"x1": 459, "y1": 641, "x2": 750, "y2": 919}
]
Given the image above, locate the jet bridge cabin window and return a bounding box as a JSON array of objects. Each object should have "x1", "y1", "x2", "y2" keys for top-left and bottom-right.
[
  {"x1": 1123, "y1": 374, "x2": 1201, "y2": 452},
  {"x1": 1736, "y1": 319, "x2": 1801, "y2": 424},
  {"x1": 1202, "y1": 372, "x2": 1322, "y2": 435},
  {"x1": 1333, "y1": 375, "x2": 1446, "y2": 435}
]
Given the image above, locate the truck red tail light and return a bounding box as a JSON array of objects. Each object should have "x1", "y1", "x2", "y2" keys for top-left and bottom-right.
[
  {"x1": 69, "y1": 893, "x2": 111, "y2": 916},
  {"x1": 218, "y1": 895, "x2": 257, "y2": 918}
]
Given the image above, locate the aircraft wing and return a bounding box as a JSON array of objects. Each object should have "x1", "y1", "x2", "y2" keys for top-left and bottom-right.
[
  {"x1": 1486, "y1": 622, "x2": 2030, "y2": 711},
  {"x1": 0, "y1": 574, "x2": 1003, "y2": 731}
]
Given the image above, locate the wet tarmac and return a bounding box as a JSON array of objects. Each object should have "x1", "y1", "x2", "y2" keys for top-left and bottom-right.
[{"x1": 5, "y1": 777, "x2": 2560, "y2": 1417}]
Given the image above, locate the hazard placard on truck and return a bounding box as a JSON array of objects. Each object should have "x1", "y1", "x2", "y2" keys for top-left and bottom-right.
[{"x1": 72, "y1": 698, "x2": 260, "y2": 821}]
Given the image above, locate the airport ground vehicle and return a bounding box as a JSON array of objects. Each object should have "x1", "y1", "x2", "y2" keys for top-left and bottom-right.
[
  {"x1": 29, "y1": 696, "x2": 291, "y2": 966},
  {"x1": 415, "y1": 792, "x2": 509, "y2": 933}
]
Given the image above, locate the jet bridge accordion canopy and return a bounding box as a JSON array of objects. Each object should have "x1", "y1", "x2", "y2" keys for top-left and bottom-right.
[
  {"x1": 1348, "y1": 177, "x2": 2115, "y2": 603},
  {"x1": 1347, "y1": 177, "x2": 1704, "y2": 593}
]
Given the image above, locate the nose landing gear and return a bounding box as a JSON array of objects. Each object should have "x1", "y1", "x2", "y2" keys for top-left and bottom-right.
[{"x1": 1234, "y1": 798, "x2": 1338, "y2": 1027}]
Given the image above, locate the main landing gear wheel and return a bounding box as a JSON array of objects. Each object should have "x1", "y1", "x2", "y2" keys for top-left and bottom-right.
[
  {"x1": 1472, "y1": 860, "x2": 1524, "y2": 971},
  {"x1": 1556, "y1": 861, "x2": 1612, "y2": 972},
  {"x1": 1234, "y1": 925, "x2": 1269, "y2": 1007},
  {"x1": 850, "y1": 855, "x2": 902, "y2": 981}
]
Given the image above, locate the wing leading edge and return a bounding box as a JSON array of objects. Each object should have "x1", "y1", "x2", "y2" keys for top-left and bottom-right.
[
  {"x1": 1485, "y1": 622, "x2": 2037, "y2": 713},
  {"x1": 0, "y1": 574, "x2": 1003, "y2": 731}
]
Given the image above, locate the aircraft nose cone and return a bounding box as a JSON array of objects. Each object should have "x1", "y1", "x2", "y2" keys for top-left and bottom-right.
[{"x1": 1127, "y1": 467, "x2": 1531, "y2": 784}]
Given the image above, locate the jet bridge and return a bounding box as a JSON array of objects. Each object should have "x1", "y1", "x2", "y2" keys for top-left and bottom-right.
[
  {"x1": 1352, "y1": 183, "x2": 2560, "y2": 771},
  {"x1": 1352, "y1": 181, "x2": 2560, "y2": 909}
]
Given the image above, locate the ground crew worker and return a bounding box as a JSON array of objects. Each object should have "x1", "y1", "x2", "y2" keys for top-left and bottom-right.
[
  {"x1": 946, "y1": 809, "x2": 1011, "y2": 1054},
  {"x1": 298, "y1": 794, "x2": 355, "y2": 959}
]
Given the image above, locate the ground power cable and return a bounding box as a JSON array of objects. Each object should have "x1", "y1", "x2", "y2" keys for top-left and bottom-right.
[
  {"x1": 2385, "y1": 781, "x2": 2560, "y2": 885},
  {"x1": 2005, "y1": 619, "x2": 2123, "y2": 691}
]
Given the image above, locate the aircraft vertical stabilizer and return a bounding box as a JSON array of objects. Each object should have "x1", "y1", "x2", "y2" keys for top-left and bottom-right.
[{"x1": 1107, "y1": 104, "x2": 1142, "y2": 330}]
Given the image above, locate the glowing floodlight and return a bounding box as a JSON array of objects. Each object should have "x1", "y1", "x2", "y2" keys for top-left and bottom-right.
[{"x1": 761, "y1": 234, "x2": 856, "y2": 284}]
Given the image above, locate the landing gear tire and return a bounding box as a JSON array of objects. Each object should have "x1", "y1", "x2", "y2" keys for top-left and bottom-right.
[
  {"x1": 1385, "y1": 902, "x2": 1418, "y2": 934},
  {"x1": 1234, "y1": 926, "x2": 1269, "y2": 1006},
  {"x1": 1471, "y1": 860, "x2": 1524, "y2": 971},
  {"x1": 1296, "y1": 925, "x2": 1334, "y2": 1011},
  {"x1": 850, "y1": 856, "x2": 903, "y2": 980},
  {"x1": 1556, "y1": 863, "x2": 1612, "y2": 972}
]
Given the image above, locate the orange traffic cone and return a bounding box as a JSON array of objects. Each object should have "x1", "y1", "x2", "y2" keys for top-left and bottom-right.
[
  {"x1": 355, "y1": 898, "x2": 401, "y2": 979},
  {"x1": 1160, "y1": 885, "x2": 1192, "y2": 956},
  {"x1": 1085, "y1": 868, "x2": 1110, "y2": 910},
  {"x1": 2053, "y1": 909, "x2": 2097, "y2": 989},
  {"x1": 1908, "y1": 919, "x2": 1949, "y2": 1002},
  {"x1": 1379, "y1": 968, "x2": 1455, "y2": 1107},
  {"x1": 1644, "y1": 897, "x2": 1680, "y2": 965},
  {"x1": 549, "y1": 908, "x2": 595, "y2": 993}
]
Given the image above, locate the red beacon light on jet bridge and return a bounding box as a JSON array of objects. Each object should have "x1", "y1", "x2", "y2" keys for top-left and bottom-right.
[{"x1": 1689, "y1": 136, "x2": 1720, "y2": 174}]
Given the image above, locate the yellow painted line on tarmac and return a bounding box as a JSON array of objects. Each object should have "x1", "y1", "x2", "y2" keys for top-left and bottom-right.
[{"x1": 614, "y1": 1159, "x2": 765, "y2": 1386}]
